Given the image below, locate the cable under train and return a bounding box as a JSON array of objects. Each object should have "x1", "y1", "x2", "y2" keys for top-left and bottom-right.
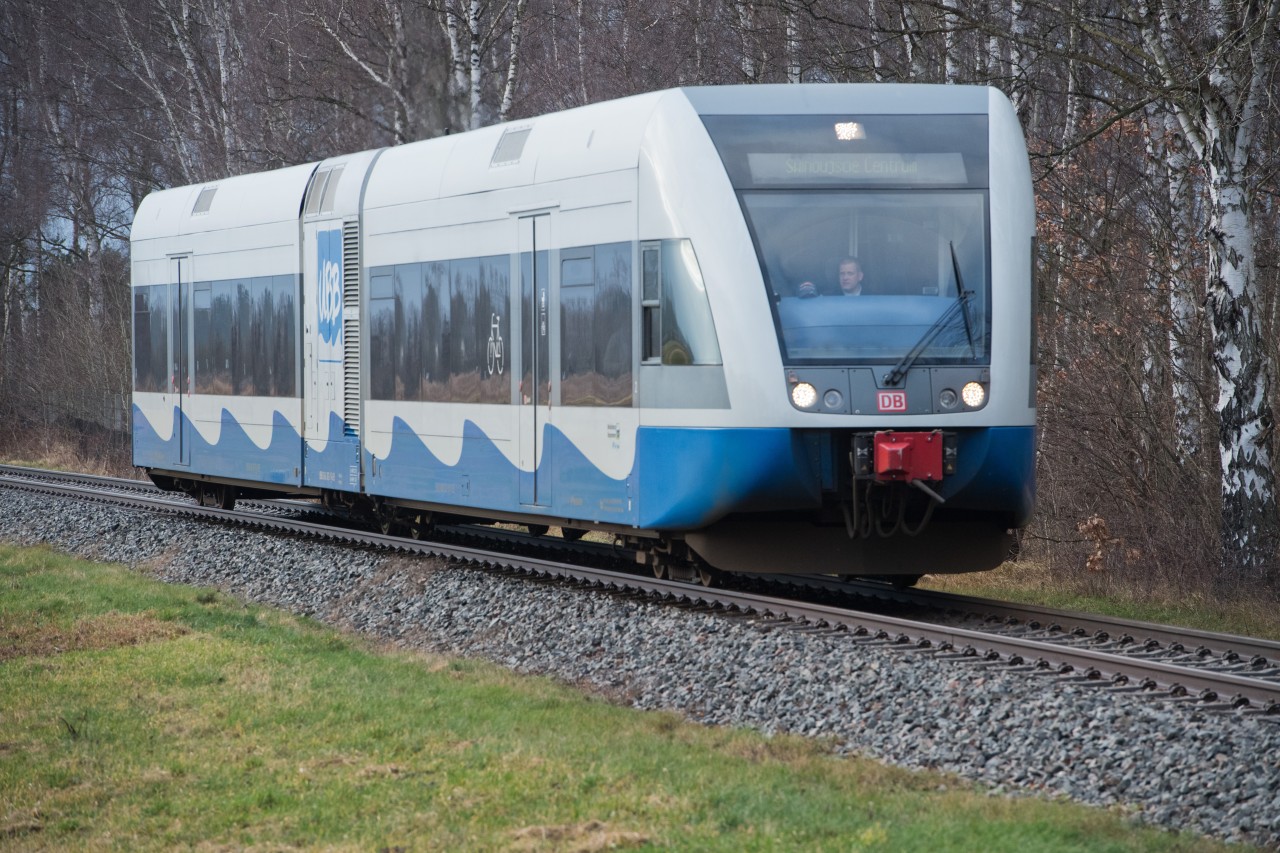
[{"x1": 131, "y1": 83, "x2": 1036, "y2": 583}]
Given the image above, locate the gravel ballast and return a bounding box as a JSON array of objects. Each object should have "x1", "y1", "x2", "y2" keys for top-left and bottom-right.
[{"x1": 3, "y1": 488, "x2": 1278, "y2": 847}]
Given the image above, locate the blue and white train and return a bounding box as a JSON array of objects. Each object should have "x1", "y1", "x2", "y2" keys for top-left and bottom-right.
[{"x1": 131, "y1": 84, "x2": 1036, "y2": 582}]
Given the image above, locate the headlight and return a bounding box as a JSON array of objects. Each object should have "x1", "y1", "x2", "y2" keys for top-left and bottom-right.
[
  {"x1": 938, "y1": 388, "x2": 958, "y2": 409},
  {"x1": 791, "y1": 382, "x2": 818, "y2": 409},
  {"x1": 961, "y1": 381, "x2": 986, "y2": 408}
]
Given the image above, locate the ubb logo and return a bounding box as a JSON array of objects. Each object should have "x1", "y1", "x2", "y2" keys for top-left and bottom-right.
[{"x1": 317, "y1": 229, "x2": 343, "y2": 345}]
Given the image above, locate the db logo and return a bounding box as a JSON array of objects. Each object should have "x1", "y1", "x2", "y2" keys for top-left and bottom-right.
[{"x1": 877, "y1": 391, "x2": 908, "y2": 412}]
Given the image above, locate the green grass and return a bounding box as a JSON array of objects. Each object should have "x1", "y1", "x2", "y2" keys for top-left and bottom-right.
[{"x1": 0, "y1": 543, "x2": 1242, "y2": 851}]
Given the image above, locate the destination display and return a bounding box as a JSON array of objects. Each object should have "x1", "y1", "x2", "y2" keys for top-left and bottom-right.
[{"x1": 746, "y1": 152, "x2": 968, "y2": 186}]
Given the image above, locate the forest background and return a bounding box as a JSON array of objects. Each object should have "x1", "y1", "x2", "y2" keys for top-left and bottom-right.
[{"x1": 1, "y1": 0, "x2": 1278, "y2": 597}]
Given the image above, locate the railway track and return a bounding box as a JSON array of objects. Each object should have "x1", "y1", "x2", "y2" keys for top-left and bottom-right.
[{"x1": 2, "y1": 464, "x2": 1278, "y2": 719}]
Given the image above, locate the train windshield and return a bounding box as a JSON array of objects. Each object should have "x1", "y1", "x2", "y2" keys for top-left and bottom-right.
[{"x1": 702, "y1": 114, "x2": 990, "y2": 366}]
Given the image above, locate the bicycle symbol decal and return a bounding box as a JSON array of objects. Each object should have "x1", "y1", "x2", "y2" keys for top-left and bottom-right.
[{"x1": 486, "y1": 313, "x2": 505, "y2": 376}]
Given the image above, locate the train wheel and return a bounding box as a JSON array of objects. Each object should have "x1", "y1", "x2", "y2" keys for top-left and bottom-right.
[
  {"x1": 561, "y1": 527, "x2": 587, "y2": 541},
  {"x1": 698, "y1": 566, "x2": 718, "y2": 587},
  {"x1": 197, "y1": 483, "x2": 234, "y2": 510},
  {"x1": 651, "y1": 560, "x2": 667, "y2": 580},
  {"x1": 407, "y1": 512, "x2": 433, "y2": 540},
  {"x1": 375, "y1": 504, "x2": 399, "y2": 536},
  {"x1": 527, "y1": 524, "x2": 549, "y2": 537}
]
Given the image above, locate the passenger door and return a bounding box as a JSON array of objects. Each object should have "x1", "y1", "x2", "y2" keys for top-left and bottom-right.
[
  {"x1": 518, "y1": 213, "x2": 554, "y2": 506},
  {"x1": 168, "y1": 256, "x2": 191, "y2": 467}
]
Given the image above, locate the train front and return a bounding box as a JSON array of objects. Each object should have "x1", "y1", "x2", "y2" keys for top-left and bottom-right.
[{"x1": 657, "y1": 85, "x2": 1036, "y2": 579}]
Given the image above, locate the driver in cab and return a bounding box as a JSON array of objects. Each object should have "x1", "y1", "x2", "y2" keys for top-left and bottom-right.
[{"x1": 798, "y1": 257, "x2": 863, "y2": 298}]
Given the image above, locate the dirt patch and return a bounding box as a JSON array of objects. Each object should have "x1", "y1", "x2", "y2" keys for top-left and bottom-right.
[
  {"x1": 1, "y1": 612, "x2": 188, "y2": 661},
  {"x1": 509, "y1": 821, "x2": 649, "y2": 852}
]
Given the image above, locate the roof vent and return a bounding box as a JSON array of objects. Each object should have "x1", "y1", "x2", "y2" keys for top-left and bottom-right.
[
  {"x1": 192, "y1": 186, "x2": 217, "y2": 214},
  {"x1": 491, "y1": 127, "x2": 531, "y2": 166}
]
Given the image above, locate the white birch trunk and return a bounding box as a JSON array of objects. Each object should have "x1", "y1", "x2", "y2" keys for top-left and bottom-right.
[
  {"x1": 1136, "y1": 0, "x2": 1280, "y2": 583},
  {"x1": 868, "y1": 0, "x2": 884, "y2": 80},
  {"x1": 1008, "y1": 0, "x2": 1029, "y2": 121},
  {"x1": 111, "y1": 0, "x2": 197, "y2": 182},
  {"x1": 735, "y1": 1, "x2": 755, "y2": 82},
  {"x1": 576, "y1": 0, "x2": 589, "y2": 103},
  {"x1": 900, "y1": 4, "x2": 927, "y2": 81},
  {"x1": 314, "y1": 0, "x2": 416, "y2": 142},
  {"x1": 785, "y1": 10, "x2": 800, "y2": 83},
  {"x1": 943, "y1": 0, "x2": 960, "y2": 82},
  {"x1": 498, "y1": 0, "x2": 529, "y2": 122},
  {"x1": 1145, "y1": 107, "x2": 1202, "y2": 463},
  {"x1": 468, "y1": 0, "x2": 483, "y2": 130}
]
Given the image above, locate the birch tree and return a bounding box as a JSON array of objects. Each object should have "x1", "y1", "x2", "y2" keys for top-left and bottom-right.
[
  {"x1": 1133, "y1": 0, "x2": 1280, "y2": 585},
  {"x1": 439, "y1": 0, "x2": 531, "y2": 130}
]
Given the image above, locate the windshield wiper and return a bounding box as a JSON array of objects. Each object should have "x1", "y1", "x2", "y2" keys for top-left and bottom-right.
[{"x1": 884, "y1": 243, "x2": 974, "y2": 387}]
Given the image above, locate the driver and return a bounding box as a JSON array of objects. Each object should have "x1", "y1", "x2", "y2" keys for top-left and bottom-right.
[{"x1": 798, "y1": 257, "x2": 864, "y2": 297}]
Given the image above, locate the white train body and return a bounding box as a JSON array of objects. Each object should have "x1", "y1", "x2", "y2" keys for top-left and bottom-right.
[{"x1": 132, "y1": 84, "x2": 1036, "y2": 577}]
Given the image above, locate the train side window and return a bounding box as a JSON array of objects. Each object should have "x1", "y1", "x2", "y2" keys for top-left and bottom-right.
[
  {"x1": 561, "y1": 249, "x2": 596, "y2": 404},
  {"x1": 209, "y1": 281, "x2": 234, "y2": 394},
  {"x1": 421, "y1": 261, "x2": 450, "y2": 401},
  {"x1": 641, "y1": 239, "x2": 722, "y2": 366},
  {"x1": 641, "y1": 243, "x2": 660, "y2": 362},
  {"x1": 477, "y1": 255, "x2": 511, "y2": 404},
  {"x1": 562, "y1": 243, "x2": 633, "y2": 407},
  {"x1": 595, "y1": 242, "x2": 633, "y2": 405},
  {"x1": 450, "y1": 258, "x2": 483, "y2": 401},
  {"x1": 369, "y1": 271, "x2": 396, "y2": 401},
  {"x1": 395, "y1": 264, "x2": 424, "y2": 401},
  {"x1": 192, "y1": 283, "x2": 212, "y2": 392},
  {"x1": 272, "y1": 275, "x2": 298, "y2": 397},
  {"x1": 133, "y1": 286, "x2": 168, "y2": 393}
]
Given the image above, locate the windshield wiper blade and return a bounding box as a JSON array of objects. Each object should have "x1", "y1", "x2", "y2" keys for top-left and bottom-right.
[
  {"x1": 884, "y1": 243, "x2": 973, "y2": 387},
  {"x1": 884, "y1": 294, "x2": 969, "y2": 386},
  {"x1": 950, "y1": 242, "x2": 976, "y2": 355}
]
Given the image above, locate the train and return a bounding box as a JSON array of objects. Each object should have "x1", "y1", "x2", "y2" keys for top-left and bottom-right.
[{"x1": 131, "y1": 83, "x2": 1036, "y2": 584}]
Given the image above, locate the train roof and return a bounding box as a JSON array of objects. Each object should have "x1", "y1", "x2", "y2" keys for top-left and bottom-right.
[
  {"x1": 132, "y1": 84, "x2": 1006, "y2": 244},
  {"x1": 682, "y1": 83, "x2": 993, "y2": 115},
  {"x1": 132, "y1": 162, "x2": 317, "y2": 244}
]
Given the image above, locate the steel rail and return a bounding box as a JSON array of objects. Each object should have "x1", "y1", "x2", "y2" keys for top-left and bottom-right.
[{"x1": 3, "y1": 472, "x2": 1279, "y2": 714}]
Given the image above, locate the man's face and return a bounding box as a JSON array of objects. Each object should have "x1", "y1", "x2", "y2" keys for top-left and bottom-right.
[{"x1": 839, "y1": 262, "x2": 863, "y2": 294}]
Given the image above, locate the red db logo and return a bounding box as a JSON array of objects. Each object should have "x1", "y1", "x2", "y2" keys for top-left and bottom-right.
[{"x1": 877, "y1": 391, "x2": 908, "y2": 412}]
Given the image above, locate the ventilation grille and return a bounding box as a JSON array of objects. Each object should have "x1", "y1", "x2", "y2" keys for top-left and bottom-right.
[
  {"x1": 491, "y1": 127, "x2": 531, "y2": 166},
  {"x1": 192, "y1": 186, "x2": 217, "y2": 214},
  {"x1": 342, "y1": 221, "x2": 361, "y2": 436}
]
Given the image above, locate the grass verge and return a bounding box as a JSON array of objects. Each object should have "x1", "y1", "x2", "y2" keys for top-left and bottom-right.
[
  {"x1": 0, "y1": 543, "x2": 1242, "y2": 851},
  {"x1": 921, "y1": 560, "x2": 1280, "y2": 642}
]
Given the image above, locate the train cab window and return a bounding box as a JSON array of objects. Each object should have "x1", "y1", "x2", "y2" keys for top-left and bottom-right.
[
  {"x1": 703, "y1": 113, "x2": 991, "y2": 366},
  {"x1": 641, "y1": 239, "x2": 722, "y2": 366},
  {"x1": 744, "y1": 191, "x2": 989, "y2": 365}
]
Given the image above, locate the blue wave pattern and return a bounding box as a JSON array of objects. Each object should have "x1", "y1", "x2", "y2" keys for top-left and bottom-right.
[
  {"x1": 133, "y1": 401, "x2": 1034, "y2": 530},
  {"x1": 133, "y1": 405, "x2": 302, "y2": 486}
]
